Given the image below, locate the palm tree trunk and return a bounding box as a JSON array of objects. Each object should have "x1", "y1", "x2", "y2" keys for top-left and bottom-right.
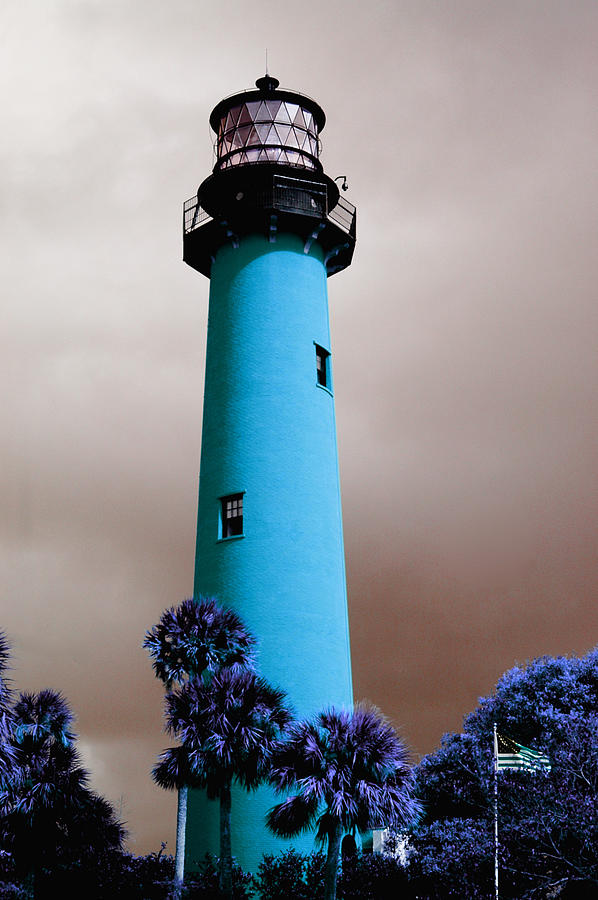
[
  {"x1": 324, "y1": 822, "x2": 343, "y2": 900},
  {"x1": 173, "y1": 784, "x2": 187, "y2": 899},
  {"x1": 219, "y1": 779, "x2": 233, "y2": 900}
]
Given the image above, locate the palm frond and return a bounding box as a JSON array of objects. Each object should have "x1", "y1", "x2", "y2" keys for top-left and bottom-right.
[
  {"x1": 13, "y1": 690, "x2": 75, "y2": 749},
  {"x1": 152, "y1": 745, "x2": 203, "y2": 791},
  {"x1": 266, "y1": 793, "x2": 319, "y2": 838}
]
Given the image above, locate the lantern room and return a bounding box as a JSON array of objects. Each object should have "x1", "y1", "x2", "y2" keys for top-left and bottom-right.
[{"x1": 210, "y1": 75, "x2": 325, "y2": 172}]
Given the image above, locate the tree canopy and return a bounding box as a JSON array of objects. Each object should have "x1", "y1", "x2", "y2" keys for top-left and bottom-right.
[
  {"x1": 144, "y1": 596, "x2": 255, "y2": 687},
  {"x1": 267, "y1": 704, "x2": 420, "y2": 900},
  {"x1": 0, "y1": 635, "x2": 125, "y2": 895},
  {"x1": 409, "y1": 646, "x2": 598, "y2": 899}
]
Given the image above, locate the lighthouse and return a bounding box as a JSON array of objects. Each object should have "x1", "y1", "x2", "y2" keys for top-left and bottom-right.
[{"x1": 182, "y1": 74, "x2": 356, "y2": 873}]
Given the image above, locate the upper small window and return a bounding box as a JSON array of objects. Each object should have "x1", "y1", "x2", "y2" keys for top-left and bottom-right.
[
  {"x1": 315, "y1": 344, "x2": 330, "y2": 389},
  {"x1": 221, "y1": 493, "x2": 243, "y2": 538}
]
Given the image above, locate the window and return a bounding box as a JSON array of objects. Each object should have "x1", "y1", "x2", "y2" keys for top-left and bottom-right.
[
  {"x1": 221, "y1": 493, "x2": 244, "y2": 538},
  {"x1": 216, "y1": 100, "x2": 320, "y2": 171},
  {"x1": 315, "y1": 344, "x2": 330, "y2": 389}
]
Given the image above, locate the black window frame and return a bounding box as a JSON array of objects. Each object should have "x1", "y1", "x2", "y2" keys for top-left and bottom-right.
[
  {"x1": 220, "y1": 493, "x2": 244, "y2": 539},
  {"x1": 315, "y1": 343, "x2": 331, "y2": 390}
]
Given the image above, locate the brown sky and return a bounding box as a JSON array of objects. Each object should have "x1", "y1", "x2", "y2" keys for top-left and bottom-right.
[{"x1": 2, "y1": 0, "x2": 597, "y2": 855}]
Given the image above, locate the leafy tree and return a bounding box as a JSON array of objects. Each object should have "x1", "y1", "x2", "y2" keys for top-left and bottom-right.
[
  {"x1": 266, "y1": 704, "x2": 420, "y2": 900},
  {"x1": 338, "y1": 849, "x2": 414, "y2": 900},
  {"x1": 183, "y1": 854, "x2": 253, "y2": 899},
  {"x1": 0, "y1": 688, "x2": 124, "y2": 896},
  {"x1": 406, "y1": 814, "x2": 494, "y2": 898},
  {"x1": 78, "y1": 845, "x2": 176, "y2": 899},
  {"x1": 253, "y1": 849, "x2": 326, "y2": 900},
  {"x1": 253, "y1": 847, "x2": 416, "y2": 900},
  {"x1": 410, "y1": 647, "x2": 598, "y2": 898},
  {"x1": 144, "y1": 597, "x2": 255, "y2": 894},
  {"x1": 154, "y1": 666, "x2": 291, "y2": 900}
]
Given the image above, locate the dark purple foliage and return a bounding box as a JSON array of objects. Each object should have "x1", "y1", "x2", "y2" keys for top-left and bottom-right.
[
  {"x1": 267, "y1": 704, "x2": 419, "y2": 900},
  {"x1": 339, "y1": 850, "x2": 413, "y2": 900},
  {"x1": 154, "y1": 667, "x2": 291, "y2": 798},
  {"x1": 1, "y1": 685, "x2": 125, "y2": 886},
  {"x1": 89, "y1": 848, "x2": 176, "y2": 898},
  {"x1": 253, "y1": 849, "x2": 326, "y2": 900},
  {"x1": 146, "y1": 599, "x2": 268, "y2": 898},
  {"x1": 153, "y1": 662, "x2": 291, "y2": 898},
  {"x1": 407, "y1": 816, "x2": 495, "y2": 898},
  {"x1": 0, "y1": 631, "x2": 17, "y2": 780},
  {"x1": 0, "y1": 846, "x2": 176, "y2": 899},
  {"x1": 183, "y1": 854, "x2": 253, "y2": 898},
  {"x1": 410, "y1": 646, "x2": 598, "y2": 898},
  {"x1": 143, "y1": 597, "x2": 255, "y2": 687},
  {"x1": 267, "y1": 705, "x2": 420, "y2": 839},
  {"x1": 253, "y1": 848, "x2": 415, "y2": 900}
]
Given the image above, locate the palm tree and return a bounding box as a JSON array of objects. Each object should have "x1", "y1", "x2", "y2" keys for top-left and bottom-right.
[
  {"x1": 154, "y1": 666, "x2": 291, "y2": 900},
  {"x1": 144, "y1": 597, "x2": 255, "y2": 894},
  {"x1": 144, "y1": 597, "x2": 255, "y2": 688},
  {"x1": 1, "y1": 689, "x2": 124, "y2": 894},
  {"x1": 266, "y1": 704, "x2": 421, "y2": 900},
  {"x1": 0, "y1": 631, "x2": 17, "y2": 782}
]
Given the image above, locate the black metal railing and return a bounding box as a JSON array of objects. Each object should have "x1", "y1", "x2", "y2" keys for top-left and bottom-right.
[
  {"x1": 183, "y1": 178, "x2": 356, "y2": 240},
  {"x1": 183, "y1": 196, "x2": 212, "y2": 234},
  {"x1": 328, "y1": 195, "x2": 356, "y2": 239},
  {"x1": 270, "y1": 174, "x2": 327, "y2": 218}
]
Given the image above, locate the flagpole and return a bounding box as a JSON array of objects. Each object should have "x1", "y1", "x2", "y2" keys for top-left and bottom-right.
[{"x1": 493, "y1": 722, "x2": 499, "y2": 900}]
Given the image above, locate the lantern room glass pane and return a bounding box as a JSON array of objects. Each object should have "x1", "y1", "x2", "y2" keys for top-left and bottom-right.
[
  {"x1": 247, "y1": 126, "x2": 260, "y2": 145},
  {"x1": 293, "y1": 107, "x2": 306, "y2": 128},
  {"x1": 276, "y1": 103, "x2": 292, "y2": 124},
  {"x1": 256, "y1": 122, "x2": 271, "y2": 142},
  {"x1": 238, "y1": 105, "x2": 252, "y2": 126},
  {"x1": 231, "y1": 128, "x2": 244, "y2": 148}
]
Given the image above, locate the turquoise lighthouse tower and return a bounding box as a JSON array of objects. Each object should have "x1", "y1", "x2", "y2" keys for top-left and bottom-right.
[{"x1": 182, "y1": 74, "x2": 356, "y2": 873}]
